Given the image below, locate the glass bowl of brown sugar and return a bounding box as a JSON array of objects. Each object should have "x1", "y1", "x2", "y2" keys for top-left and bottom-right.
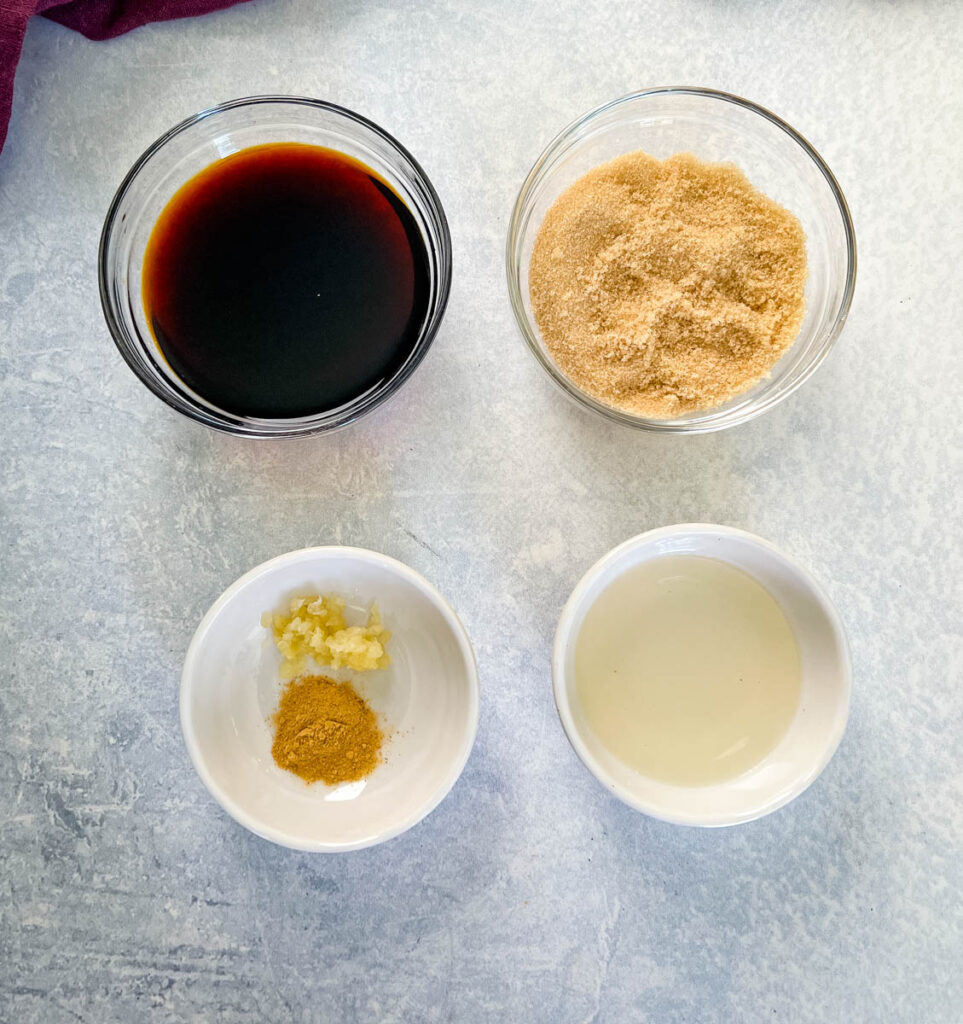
[{"x1": 506, "y1": 87, "x2": 856, "y2": 433}]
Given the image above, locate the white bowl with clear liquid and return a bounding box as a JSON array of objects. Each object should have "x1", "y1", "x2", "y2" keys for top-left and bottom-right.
[{"x1": 553, "y1": 525, "x2": 851, "y2": 825}]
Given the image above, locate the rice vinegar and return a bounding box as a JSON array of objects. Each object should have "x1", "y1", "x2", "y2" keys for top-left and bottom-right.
[{"x1": 575, "y1": 556, "x2": 801, "y2": 787}]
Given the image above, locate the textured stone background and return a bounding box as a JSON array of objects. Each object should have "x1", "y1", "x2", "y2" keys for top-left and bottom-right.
[{"x1": 1, "y1": 1, "x2": 961, "y2": 1021}]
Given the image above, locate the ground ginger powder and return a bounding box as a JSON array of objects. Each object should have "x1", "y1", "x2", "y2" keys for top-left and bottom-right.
[
  {"x1": 271, "y1": 674, "x2": 383, "y2": 785},
  {"x1": 529, "y1": 151, "x2": 807, "y2": 417}
]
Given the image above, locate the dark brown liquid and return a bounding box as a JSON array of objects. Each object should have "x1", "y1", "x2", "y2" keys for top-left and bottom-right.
[{"x1": 142, "y1": 142, "x2": 431, "y2": 418}]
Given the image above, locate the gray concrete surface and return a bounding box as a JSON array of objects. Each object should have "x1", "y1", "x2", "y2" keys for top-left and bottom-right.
[{"x1": 1, "y1": 1, "x2": 961, "y2": 1020}]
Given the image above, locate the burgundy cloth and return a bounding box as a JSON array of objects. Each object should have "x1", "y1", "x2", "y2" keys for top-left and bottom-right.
[{"x1": 0, "y1": 0, "x2": 250, "y2": 153}]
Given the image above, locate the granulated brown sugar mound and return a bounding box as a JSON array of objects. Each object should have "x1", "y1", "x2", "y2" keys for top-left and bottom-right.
[{"x1": 529, "y1": 151, "x2": 807, "y2": 418}]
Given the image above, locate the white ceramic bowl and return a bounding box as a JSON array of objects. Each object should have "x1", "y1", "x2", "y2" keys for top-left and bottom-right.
[
  {"x1": 553, "y1": 525, "x2": 851, "y2": 826},
  {"x1": 181, "y1": 547, "x2": 479, "y2": 851}
]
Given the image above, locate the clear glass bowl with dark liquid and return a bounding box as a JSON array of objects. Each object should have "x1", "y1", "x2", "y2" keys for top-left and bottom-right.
[{"x1": 100, "y1": 96, "x2": 452, "y2": 437}]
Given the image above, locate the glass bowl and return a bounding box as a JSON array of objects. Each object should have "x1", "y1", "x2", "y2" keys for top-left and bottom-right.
[
  {"x1": 100, "y1": 96, "x2": 452, "y2": 438},
  {"x1": 506, "y1": 87, "x2": 856, "y2": 433}
]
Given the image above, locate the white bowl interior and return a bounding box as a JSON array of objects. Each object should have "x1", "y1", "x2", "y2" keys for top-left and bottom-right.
[
  {"x1": 181, "y1": 549, "x2": 478, "y2": 850},
  {"x1": 554, "y1": 526, "x2": 850, "y2": 826}
]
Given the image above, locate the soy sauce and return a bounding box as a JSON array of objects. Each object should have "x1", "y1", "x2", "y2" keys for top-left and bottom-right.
[{"x1": 142, "y1": 143, "x2": 431, "y2": 418}]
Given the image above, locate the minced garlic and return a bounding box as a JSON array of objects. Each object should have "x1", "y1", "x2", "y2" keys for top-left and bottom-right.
[{"x1": 261, "y1": 595, "x2": 391, "y2": 678}]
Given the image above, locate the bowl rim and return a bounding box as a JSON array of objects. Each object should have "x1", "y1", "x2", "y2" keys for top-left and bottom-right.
[
  {"x1": 99, "y1": 95, "x2": 453, "y2": 439},
  {"x1": 551, "y1": 523, "x2": 852, "y2": 826},
  {"x1": 180, "y1": 545, "x2": 480, "y2": 851},
  {"x1": 506, "y1": 85, "x2": 858, "y2": 434}
]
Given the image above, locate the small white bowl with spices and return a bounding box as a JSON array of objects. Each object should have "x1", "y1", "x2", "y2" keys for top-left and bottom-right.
[
  {"x1": 180, "y1": 547, "x2": 479, "y2": 852},
  {"x1": 507, "y1": 87, "x2": 856, "y2": 432},
  {"x1": 553, "y1": 525, "x2": 851, "y2": 826}
]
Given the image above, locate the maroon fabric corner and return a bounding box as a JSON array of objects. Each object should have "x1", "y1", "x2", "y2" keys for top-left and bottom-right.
[{"x1": 0, "y1": 0, "x2": 251, "y2": 153}]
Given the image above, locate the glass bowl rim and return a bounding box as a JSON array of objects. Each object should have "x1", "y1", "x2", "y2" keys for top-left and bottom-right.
[
  {"x1": 99, "y1": 94, "x2": 453, "y2": 438},
  {"x1": 505, "y1": 85, "x2": 858, "y2": 434}
]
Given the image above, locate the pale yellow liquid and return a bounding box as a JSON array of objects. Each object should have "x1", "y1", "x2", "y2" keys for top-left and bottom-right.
[{"x1": 575, "y1": 556, "x2": 801, "y2": 786}]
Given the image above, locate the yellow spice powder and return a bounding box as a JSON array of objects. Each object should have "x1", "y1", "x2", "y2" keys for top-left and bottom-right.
[
  {"x1": 271, "y1": 674, "x2": 383, "y2": 785},
  {"x1": 529, "y1": 151, "x2": 808, "y2": 417}
]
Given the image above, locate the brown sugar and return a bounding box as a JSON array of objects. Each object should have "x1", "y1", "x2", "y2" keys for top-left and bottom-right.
[
  {"x1": 271, "y1": 674, "x2": 383, "y2": 785},
  {"x1": 529, "y1": 151, "x2": 807, "y2": 417}
]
